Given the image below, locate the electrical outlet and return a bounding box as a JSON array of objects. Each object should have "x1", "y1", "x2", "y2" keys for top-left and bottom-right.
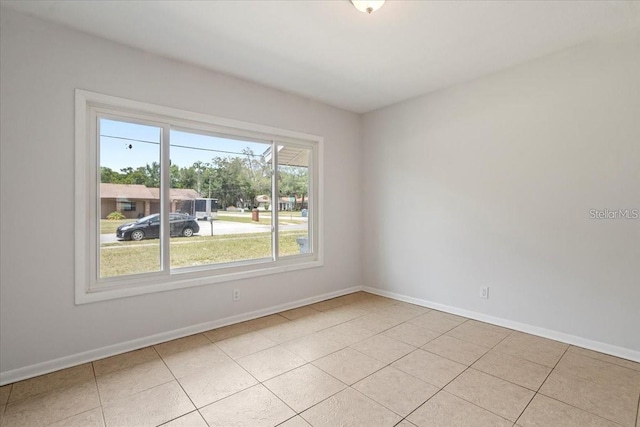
[
  {"x1": 480, "y1": 286, "x2": 489, "y2": 299},
  {"x1": 232, "y1": 289, "x2": 240, "y2": 301}
]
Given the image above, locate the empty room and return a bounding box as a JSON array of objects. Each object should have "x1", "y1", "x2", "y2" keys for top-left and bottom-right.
[{"x1": 0, "y1": 1, "x2": 639, "y2": 426}]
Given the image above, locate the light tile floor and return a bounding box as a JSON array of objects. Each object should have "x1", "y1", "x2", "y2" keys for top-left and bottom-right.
[{"x1": 1, "y1": 291, "x2": 639, "y2": 427}]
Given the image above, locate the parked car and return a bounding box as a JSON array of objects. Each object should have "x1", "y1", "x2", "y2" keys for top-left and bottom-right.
[{"x1": 116, "y1": 213, "x2": 199, "y2": 241}]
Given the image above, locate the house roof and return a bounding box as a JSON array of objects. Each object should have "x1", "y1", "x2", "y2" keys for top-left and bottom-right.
[
  {"x1": 100, "y1": 183, "x2": 155, "y2": 200},
  {"x1": 148, "y1": 188, "x2": 200, "y2": 201},
  {"x1": 100, "y1": 183, "x2": 200, "y2": 201},
  {"x1": 172, "y1": 188, "x2": 200, "y2": 200}
]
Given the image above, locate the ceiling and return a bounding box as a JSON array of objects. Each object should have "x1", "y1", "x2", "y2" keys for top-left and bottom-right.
[{"x1": 3, "y1": 0, "x2": 640, "y2": 113}]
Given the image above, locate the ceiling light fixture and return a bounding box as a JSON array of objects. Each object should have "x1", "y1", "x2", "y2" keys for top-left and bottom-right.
[{"x1": 351, "y1": 0, "x2": 385, "y2": 15}]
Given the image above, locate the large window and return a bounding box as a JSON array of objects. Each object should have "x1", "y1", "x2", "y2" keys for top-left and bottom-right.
[{"x1": 76, "y1": 90, "x2": 322, "y2": 303}]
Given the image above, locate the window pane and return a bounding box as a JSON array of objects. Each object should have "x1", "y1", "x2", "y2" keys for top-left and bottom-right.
[
  {"x1": 277, "y1": 146, "x2": 311, "y2": 257},
  {"x1": 169, "y1": 129, "x2": 272, "y2": 269},
  {"x1": 99, "y1": 118, "x2": 162, "y2": 278}
]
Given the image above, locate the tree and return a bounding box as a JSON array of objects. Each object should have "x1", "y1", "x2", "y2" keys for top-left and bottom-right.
[
  {"x1": 100, "y1": 167, "x2": 118, "y2": 183},
  {"x1": 100, "y1": 146, "x2": 276, "y2": 210},
  {"x1": 191, "y1": 161, "x2": 208, "y2": 195},
  {"x1": 279, "y1": 166, "x2": 308, "y2": 209},
  {"x1": 242, "y1": 149, "x2": 271, "y2": 206},
  {"x1": 143, "y1": 162, "x2": 160, "y2": 187},
  {"x1": 173, "y1": 166, "x2": 197, "y2": 190}
]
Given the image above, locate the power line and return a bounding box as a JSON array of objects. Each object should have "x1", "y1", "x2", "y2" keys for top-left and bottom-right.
[{"x1": 99, "y1": 134, "x2": 265, "y2": 158}]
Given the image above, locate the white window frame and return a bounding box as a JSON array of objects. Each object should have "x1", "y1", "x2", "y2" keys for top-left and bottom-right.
[{"x1": 75, "y1": 89, "x2": 323, "y2": 304}]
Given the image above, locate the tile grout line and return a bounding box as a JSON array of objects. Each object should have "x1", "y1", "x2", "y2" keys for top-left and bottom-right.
[
  {"x1": 565, "y1": 346, "x2": 640, "y2": 375},
  {"x1": 257, "y1": 367, "x2": 301, "y2": 420},
  {"x1": 274, "y1": 414, "x2": 300, "y2": 426},
  {"x1": 2, "y1": 384, "x2": 13, "y2": 413},
  {"x1": 157, "y1": 300, "x2": 378, "y2": 421},
  {"x1": 4, "y1": 292, "x2": 636, "y2": 427},
  {"x1": 436, "y1": 328, "x2": 637, "y2": 427},
  {"x1": 149, "y1": 345, "x2": 201, "y2": 426},
  {"x1": 534, "y1": 351, "x2": 640, "y2": 425},
  {"x1": 22, "y1": 365, "x2": 103, "y2": 427},
  {"x1": 636, "y1": 391, "x2": 639, "y2": 427},
  {"x1": 0, "y1": 296, "x2": 387, "y2": 421},
  {"x1": 379, "y1": 325, "x2": 492, "y2": 422},
  {"x1": 347, "y1": 354, "x2": 437, "y2": 422},
  {"x1": 90, "y1": 362, "x2": 108, "y2": 427},
  {"x1": 278, "y1": 319, "x2": 437, "y2": 424},
  {"x1": 154, "y1": 341, "x2": 254, "y2": 421},
  {"x1": 0, "y1": 385, "x2": 8, "y2": 418},
  {"x1": 513, "y1": 344, "x2": 570, "y2": 426},
  {"x1": 302, "y1": 306, "x2": 514, "y2": 424},
  {"x1": 256, "y1": 341, "x2": 373, "y2": 425},
  {"x1": 421, "y1": 325, "x2": 545, "y2": 394},
  {"x1": 429, "y1": 327, "x2": 559, "y2": 394},
  {"x1": 260, "y1": 361, "x2": 344, "y2": 424},
  {"x1": 400, "y1": 324, "x2": 517, "y2": 425},
  {"x1": 40, "y1": 408, "x2": 105, "y2": 427},
  {"x1": 4, "y1": 367, "x2": 103, "y2": 426},
  {"x1": 566, "y1": 346, "x2": 640, "y2": 371},
  {"x1": 190, "y1": 342, "x2": 299, "y2": 416},
  {"x1": 529, "y1": 393, "x2": 631, "y2": 427},
  {"x1": 417, "y1": 316, "x2": 622, "y2": 408},
  {"x1": 155, "y1": 410, "x2": 203, "y2": 427}
]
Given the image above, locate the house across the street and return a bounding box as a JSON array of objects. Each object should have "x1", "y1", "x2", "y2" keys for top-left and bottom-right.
[
  {"x1": 255, "y1": 194, "x2": 309, "y2": 211},
  {"x1": 100, "y1": 183, "x2": 200, "y2": 219}
]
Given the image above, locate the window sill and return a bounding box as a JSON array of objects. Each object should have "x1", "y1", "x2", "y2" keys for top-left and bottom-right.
[{"x1": 76, "y1": 256, "x2": 323, "y2": 304}]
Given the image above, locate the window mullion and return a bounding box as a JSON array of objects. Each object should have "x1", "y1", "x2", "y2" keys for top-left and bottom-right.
[
  {"x1": 161, "y1": 125, "x2": 171, "y2": 274},
  {"x1": 272, "y1": 141, "x2": 279, "y2": 261},
  {"x1": 92, "y1": 111, "x2": 101, "y2": 283},
  {"x1": 309, "y1": 146, "x2": 316, "y2": 254}
]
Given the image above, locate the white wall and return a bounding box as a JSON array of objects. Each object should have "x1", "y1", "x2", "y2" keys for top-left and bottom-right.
[
  {"x1": 0, "y1": 9, "x2": 362, "y2": 378},
  {"x1": 2, "y1": 7, "x2": 639, "y2": 382},
  {"x1": 363, "y1": 33, "x2": 640, "y2": 355}
]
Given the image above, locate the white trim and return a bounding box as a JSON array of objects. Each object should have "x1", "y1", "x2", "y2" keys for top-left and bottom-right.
[
  {"x1": 161, "y1": 124, "x2": 171, "y2": 273},
  {"x1": 77, "y1": 89, "x2": 324, "y2": 143},
  {"x1": 363, "y1": 287, "x2": 640, "y2": 363},
  {"x1": 5, "y1": 285, "x2": 639, "y2": 385},
  {"x1": 79, "y1": 259, "x2": 323, "y2": 304},
  {"x1": 74, "y1": 90, "x2": 92, "y2": 303},
  {"x1": 75, "y1": 89, "x2": 324, "y2": 304},
  {"x1": 0, "y1": 286, "x2": 361, "y2": 386},
  {"x1": 272, "y1": 140, "x2": 279, "y2": 259},
  {"x1": 315, "y1": 138, "x2": 324, "y2": 265}
]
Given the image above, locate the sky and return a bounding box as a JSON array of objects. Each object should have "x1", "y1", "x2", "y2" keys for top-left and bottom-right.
[{"x1": 99, "y1": 118, "x2": 270, "y2": 172}]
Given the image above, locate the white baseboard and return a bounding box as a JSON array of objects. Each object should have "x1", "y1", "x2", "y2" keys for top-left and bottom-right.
[
  {"x1": 363, "y1": 287, "x2": 640, "y2": 363},
  {"x1": 5, "y1": 284, "x2": 637, "y2": 385},
  {"x1": 0, "y1": 286, "x2": 362, "y2": 386}
]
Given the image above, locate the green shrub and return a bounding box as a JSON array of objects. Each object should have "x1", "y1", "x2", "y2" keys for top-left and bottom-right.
[{"x1": 106, "y1": 211, "x2": 126, "y2": 220}]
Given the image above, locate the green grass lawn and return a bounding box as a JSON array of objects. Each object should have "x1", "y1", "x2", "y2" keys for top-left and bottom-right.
[
  {"x1": 216, "y1": 213, "x2": 272, "y2": 225},
  {"x1": 100, "y1": 219, "x2": 131, "y2": 234},
  {"x1": 100, "y1": 231, "x2": 308, "y2": 278},
  {"x1": 217, "y1": 212, "x2": 305, "y2": 224}
]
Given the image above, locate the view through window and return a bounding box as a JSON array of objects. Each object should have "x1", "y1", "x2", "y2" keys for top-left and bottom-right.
[
  {"x1": 276, "y1": 145, "x2": 311, "y2": 257},
  {"x1": 98, "y1": 117, "x2": 312, "y2": 280},
  {"x1": 100, "y1": 119, "x2": 162, "y2": 277}
]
